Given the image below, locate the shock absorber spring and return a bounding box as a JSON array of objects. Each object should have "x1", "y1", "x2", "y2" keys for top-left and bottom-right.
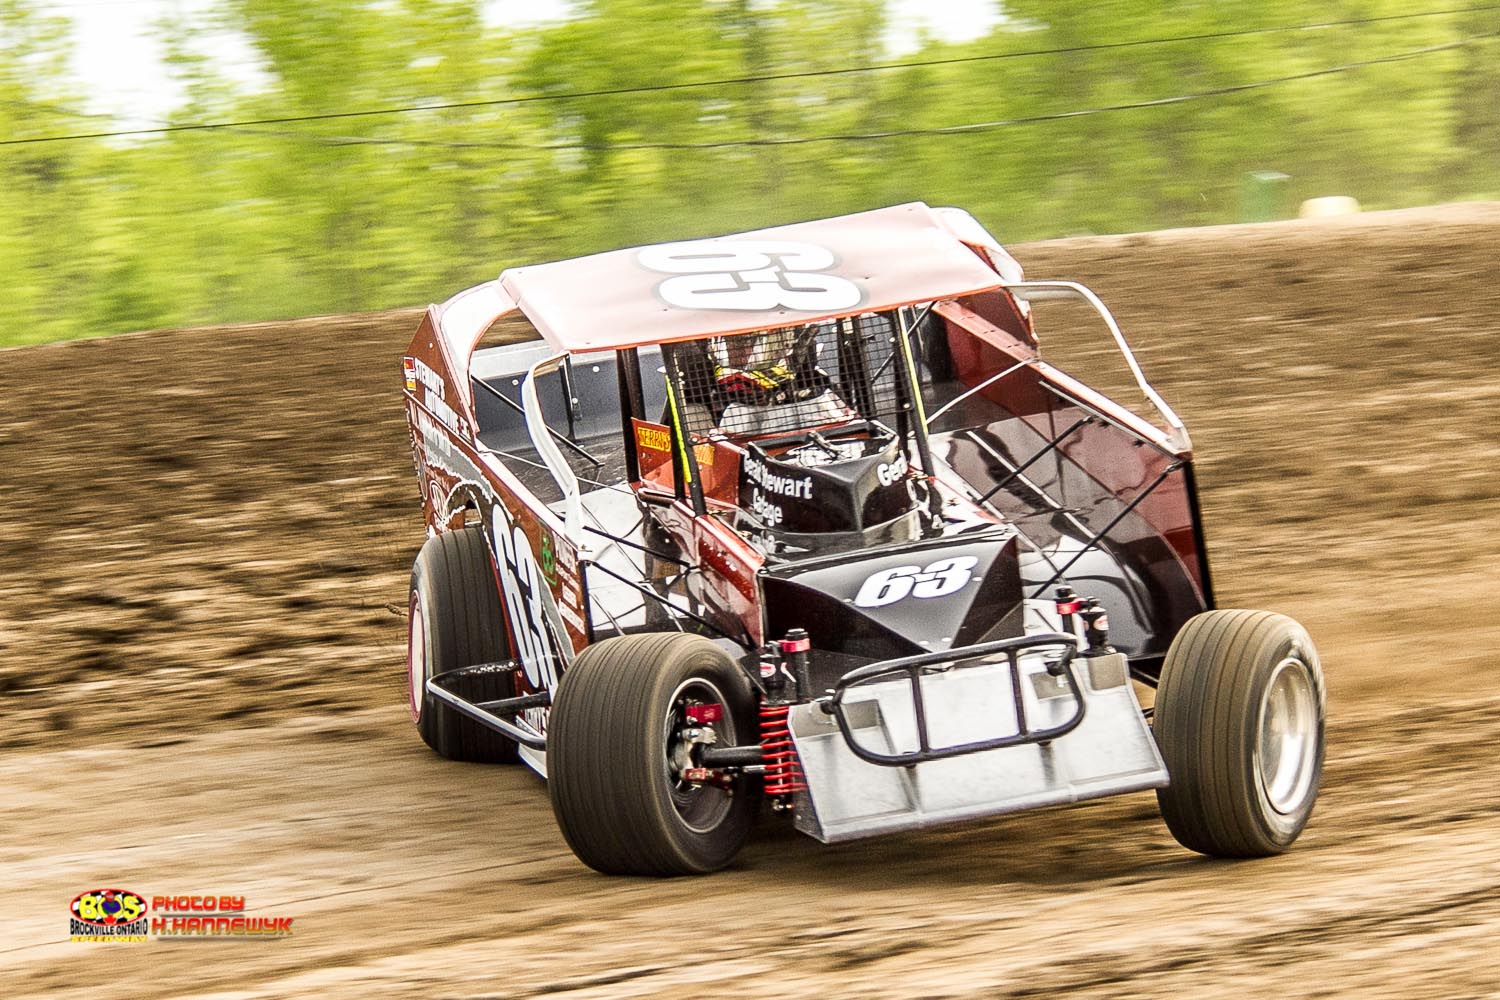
[{"x1": 760, "y1": 703, "x2": 807, "y2": 796}]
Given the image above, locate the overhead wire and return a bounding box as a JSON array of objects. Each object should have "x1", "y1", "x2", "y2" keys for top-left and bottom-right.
[
  {"x1": 19, "y1": 32, "x2": 1476, "y2": 155},
  {"x1": 1, "y1": 4, "x2": 1498, "y2": 147},
  {"x1": 334, "y1": 34, "x2": 1500, "y2": 153}
]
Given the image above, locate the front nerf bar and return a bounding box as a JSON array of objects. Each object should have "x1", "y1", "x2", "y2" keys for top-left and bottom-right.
[{"x1": 823, "y1": 632, "x2": 1085, "y2": 767}]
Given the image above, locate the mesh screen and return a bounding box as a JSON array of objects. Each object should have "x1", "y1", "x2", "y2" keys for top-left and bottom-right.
[{"x1": 666, "y1": 313, "x2": 911, "y2": 439}]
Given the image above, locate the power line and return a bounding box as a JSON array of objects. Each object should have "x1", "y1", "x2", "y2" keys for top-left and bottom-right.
[
  {"x1": 102, "y1": 33, "x2": 1490, "y2": 155},
  {"x1": 0, "y1": 95, "x2": 373, "y2": 150},
  {"x1": 2, "y1": 4, "x2": 1497, "y2": 147},
  {"x1": 6, "y1": 32, "x2": 1485, "y2": 154},
  {"x1": 542, "y1": 35, "x2": 1493, "y2": 153}
]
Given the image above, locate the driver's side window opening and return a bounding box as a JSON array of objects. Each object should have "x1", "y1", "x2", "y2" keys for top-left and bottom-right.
[{"x1": 470, "y1": 315, "x2": 665, "y2": 504}]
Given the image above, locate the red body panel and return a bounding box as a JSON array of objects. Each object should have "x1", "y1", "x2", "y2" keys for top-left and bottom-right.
[{"x1": 404, "y1": 311, "x2": 588, "y2": 718}]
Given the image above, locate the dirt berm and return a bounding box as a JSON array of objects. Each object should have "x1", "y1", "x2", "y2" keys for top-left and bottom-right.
[{"x1": 3, "y1": 204, "x2": 1498, "y2": 998}]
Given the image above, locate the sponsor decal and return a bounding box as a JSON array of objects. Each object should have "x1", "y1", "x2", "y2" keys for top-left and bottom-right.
[
  {"x1": 70, "y1": 890, "x2": 294, "y2": 942},
  {"x1": 876, "y1": 452, "x2": 908, "y2": 487},
  {"x1": 638, "y1": 239, "x2": 863, "y2": 313},
  {"x1": 636, "y1": 424, "x2": 671, "y2": 453},
  {"x1": 70, "y1": 889, "x2": 148, "y2": 943},
  {"x1": 742, "y1": 454, "x2": 812, "y2": 500},
  {"x1": 414, "y1": 411, "x2": 474, "y2": 482},
  {"x1": 416, "y1": 409, "x2": 454, "y2": 462},
  {"x1": 557, "y1": 599, "x2": 587, "y2": 634},
  {"x1": 539, "y1": 532, "x2": 557, "y2": 585},
  {"x1": 556, "y1": 539, "x2": 580, "y2": 583},
  {"x1": 748, "y1": 490, "x2": 784, "y2": 527},
  {"x1": 406, "y1": 356, "x2": 445, "y2": 400},
  {"x1": 406, "y1": 356, "x2": 465, "y2": 444},
  {"x1": 854, "y1": 556, "x2": 980, "y2": 609},
  {"x1": 635, "y1": 423, "x2": 713, "y2": 466},
  {"x1": 425, "y1": 393, "x2": 464, "y2": 440}
]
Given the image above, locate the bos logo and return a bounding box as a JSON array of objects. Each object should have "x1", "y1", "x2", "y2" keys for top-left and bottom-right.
[
  {"x1": 70, "y1": 888, "x2": 150, "y2": 941},
  {"x1": 639, "y1": 240, "x2": 863, "y2": 313},
  {"x1": 71, "y1": 889, "x2": 147, "y2": 926}
]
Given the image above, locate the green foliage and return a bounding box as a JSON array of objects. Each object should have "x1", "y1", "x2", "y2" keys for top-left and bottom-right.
[{"x1": 0, "y1": 0, "x2": 1496, "y2": 345}]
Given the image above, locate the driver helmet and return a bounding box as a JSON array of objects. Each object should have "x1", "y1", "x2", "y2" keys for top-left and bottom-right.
[{"x1": 709, "y1": 326, "x2": 806, "y2": 404}]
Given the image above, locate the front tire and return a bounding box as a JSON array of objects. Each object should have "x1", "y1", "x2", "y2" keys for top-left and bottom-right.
[
  {"x1": 407, "y1": 525, "x2": 519, "y2": 763},
  {"x1": 548, "y1": 633, "x2": 759, "y2": 876},
  {"x1": 1154, "y1": 609, "x2": 1325, "y2": 857}
]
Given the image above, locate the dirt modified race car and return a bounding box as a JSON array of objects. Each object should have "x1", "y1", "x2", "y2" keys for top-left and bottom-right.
[{"x1": 400, "y1": 203, "x2": 1325, "y2": 876}]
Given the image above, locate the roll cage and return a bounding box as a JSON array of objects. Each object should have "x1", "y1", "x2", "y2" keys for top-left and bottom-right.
[{"x1": 500, "y1": 283, "x2": 1188, "y2": 553}]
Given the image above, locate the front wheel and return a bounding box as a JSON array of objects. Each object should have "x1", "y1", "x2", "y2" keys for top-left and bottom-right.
[
  {"x1": 547, "y1": 633, "x2": 759, "y2": 876},
  {"x1": 1154, "y1": 609, "x2": 1325, "y2": 857}
]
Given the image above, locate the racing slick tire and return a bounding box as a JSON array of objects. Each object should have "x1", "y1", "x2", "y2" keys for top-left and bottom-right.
[
  {"x1": 1154, "y1": 609, "x2": 1325, "y2": 857},
  {"x1": 547, "y1": 633, "x2": 759, "y2": 876},
  {"x1": 407, "y1": 525, "x2": 519, "y2": 764}
]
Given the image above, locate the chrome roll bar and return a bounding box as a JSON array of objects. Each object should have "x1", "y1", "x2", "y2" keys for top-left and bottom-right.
[
  {"x1": 1000, "y1": 280, "x2": 1191, "y2": 453},
  {"x1": 520, "y1": 351, "x2": 583, "y2": 545}
]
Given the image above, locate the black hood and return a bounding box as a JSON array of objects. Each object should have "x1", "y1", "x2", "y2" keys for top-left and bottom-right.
[{"x1": 761, "y1": 531, "x2": 1024, "y2": 661}]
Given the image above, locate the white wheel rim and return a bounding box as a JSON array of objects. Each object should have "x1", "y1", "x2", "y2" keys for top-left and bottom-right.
[
  {"x1": 407, "y1": 592, "x2": 425, "y2": 722},
  {"x1": 1255, "y1": 657, "x2": 1318, "y2": 815}
]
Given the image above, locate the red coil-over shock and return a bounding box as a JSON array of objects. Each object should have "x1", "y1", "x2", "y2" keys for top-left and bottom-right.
[
  {"x1": 760, "y1": 629, "x2": 811, "y2": 797},
  {"x1": 760, "y1": 703, "x2": 806, "y2": 795}
]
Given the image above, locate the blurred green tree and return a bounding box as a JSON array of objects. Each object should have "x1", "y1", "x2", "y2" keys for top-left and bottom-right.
[{"x1": 0, "y1": 0, "x2": 1495, "y2": 344}]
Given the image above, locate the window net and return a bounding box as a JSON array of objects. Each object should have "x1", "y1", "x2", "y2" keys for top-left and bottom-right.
[{"x1": 665, "y1": 313, "x2": 912, "y2": 439}]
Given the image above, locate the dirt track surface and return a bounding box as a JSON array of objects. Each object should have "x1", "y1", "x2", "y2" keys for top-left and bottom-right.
[{"x1": 4, "y1": 204, "x2": 1499, "y2": 997}]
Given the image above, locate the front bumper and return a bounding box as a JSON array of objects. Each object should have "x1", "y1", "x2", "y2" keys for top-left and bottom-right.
[{"x1": 790, "y1": 634, "x2": 1168, "y2": 843}]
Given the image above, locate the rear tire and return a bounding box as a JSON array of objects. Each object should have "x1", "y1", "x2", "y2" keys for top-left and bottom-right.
[
  {"x1": 548, "y1": 633, "x2": 759, "y2": 876},
  {"x1": 407, "y1": 525, "x2": 519, "y2": 764},
  {"x1": 1154, "y1": 609, "x2": 1325, "y2": 857}
]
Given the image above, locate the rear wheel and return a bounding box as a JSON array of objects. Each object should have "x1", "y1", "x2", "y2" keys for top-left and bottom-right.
[
  {"x1": 1154, "y1": 609, "x2": 1324, "y2": 857},
  {"x1": 548, "y1": 633, "x2": 759, "y2": 876},
  {"x1": 407, "y1": 525, "x2": 519, "y2": 763}
]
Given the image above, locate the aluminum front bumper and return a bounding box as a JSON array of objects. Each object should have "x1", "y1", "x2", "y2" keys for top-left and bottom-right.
[{"x1": 790, "y1": 650, "x2": 1167, "y2": 843}]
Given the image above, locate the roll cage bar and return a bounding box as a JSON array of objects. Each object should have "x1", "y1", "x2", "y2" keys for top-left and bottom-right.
[{"x1": 997, "y1": 281, "x2": 1191, "y2": 453}]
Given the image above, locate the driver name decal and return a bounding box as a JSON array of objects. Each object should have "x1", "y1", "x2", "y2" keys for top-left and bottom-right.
[{"x1": 638, "y1": 239, "x2": 863, "y2": 312}]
